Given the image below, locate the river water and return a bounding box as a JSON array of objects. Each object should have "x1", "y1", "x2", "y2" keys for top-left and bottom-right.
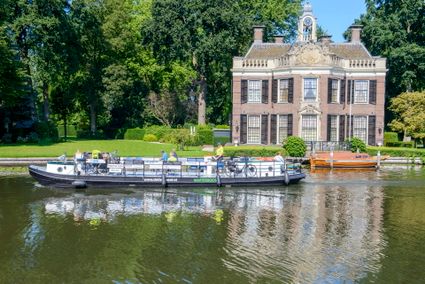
[{"x1": 0, "y1": 167, "x2": 424, "y2": 283}]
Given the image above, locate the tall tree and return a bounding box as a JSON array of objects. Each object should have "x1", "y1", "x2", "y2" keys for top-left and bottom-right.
[
  {"x1": 12, "y1": 0, "x2": 73, "y2": 122},
  {"x1": 144, "y1": 0, "x2": 301, "y2": 125},
  {"x1": 389, "y1": 91, "x2": 425, "y2": 144},
  {"x1": 348, "y1": 0, "x2": 425, "y2": 99},
  {"x1": 71, "y1": 0, "x2": 109, "y2": 135}
]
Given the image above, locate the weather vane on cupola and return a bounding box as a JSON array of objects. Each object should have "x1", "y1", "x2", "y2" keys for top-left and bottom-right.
[{"x1": 297, "y1": 1, "x2": 317, "y2": 42}]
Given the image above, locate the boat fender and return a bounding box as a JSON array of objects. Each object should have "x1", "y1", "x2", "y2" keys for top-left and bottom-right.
[
  {"x1": 72, "y1": 180, "x2": 87, "y2": 189},
  {"x1": 284, "y1": 171, "x2": 289, "y2": 185},
  {"x1": 216, "y1": 174, "x2": 222, "y2": 187},
  {"x1": 161, "y1": 174, "x2": 167, "y2": 187}
]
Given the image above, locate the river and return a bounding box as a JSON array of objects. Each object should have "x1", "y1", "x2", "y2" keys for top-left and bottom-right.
[{"x1": 0, "y1": 167, "x2": 424, "y2": 283}]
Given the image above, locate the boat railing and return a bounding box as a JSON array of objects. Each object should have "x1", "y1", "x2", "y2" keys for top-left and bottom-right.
[{"x1": 78, "y1": 157, "x2": 302, "y2": 178}]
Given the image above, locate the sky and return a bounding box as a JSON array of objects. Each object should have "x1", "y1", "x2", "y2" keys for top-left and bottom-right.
[{"x1": 307, "y1": 0, "x2": 366, "y2": 42}]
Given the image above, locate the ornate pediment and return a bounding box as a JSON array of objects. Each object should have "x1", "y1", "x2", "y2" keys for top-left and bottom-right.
[
  {"x1": 290, "y1": 43, "x2": 331, "y2": 66},
  {"x1": 299, "y1": 104, "x2": 321, "y2": 115}
]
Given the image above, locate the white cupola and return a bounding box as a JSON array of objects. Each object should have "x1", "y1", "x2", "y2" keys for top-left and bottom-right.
[{"x1": 297, "y1": 2, "x2": 317, "y2": 42}]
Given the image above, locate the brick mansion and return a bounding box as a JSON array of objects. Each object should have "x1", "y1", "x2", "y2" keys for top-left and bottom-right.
[{"x1": 231, "y1": 3, "x2": 387, "y2": 146}]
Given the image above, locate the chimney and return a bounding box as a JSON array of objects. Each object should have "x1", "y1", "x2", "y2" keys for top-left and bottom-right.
[
  {"x1": 350, "y1": 24, "x2": 362, "y2": 43},
  {"x1": 274, "y1": 35, "x2": 284, "y2": 44},
  {"x1": 253, "y1": 25, "x2": 265, "y2": 43},
  {"x1": 319, "y1": 35, "x2": 332, "y2": 44}
]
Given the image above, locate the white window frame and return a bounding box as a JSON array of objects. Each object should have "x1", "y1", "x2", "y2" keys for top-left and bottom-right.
[
  {"x1": 329, "y1": 115, "x2": 339, "y2": 142},
  {"x1": 247, "y1": 80, "x2": 261, "y2": 103},
  {"x1": 278, "y1": 115, "x2": 288, "y2": 144},
  {"x1": 331, "y1": 79, "x2": 339, "y2": 103},
  {"x1": 278, "y1": 79, "x2": 289, "y2": 103},
  {"x1": 247, "y1": 115, "x2": 261, "y2": 144},
  {"x1": 353, "y1": 80, "x2": 369, "y2": 104},
  {"x1": 301, "y1": 114, "x2": 318, "y2": 141},
  {"x1": 353, "y1": 115, "x2": 368, "y2": 144},
  {"x1": 303, "y1": 78, "x2": 318, "y2": 102}
]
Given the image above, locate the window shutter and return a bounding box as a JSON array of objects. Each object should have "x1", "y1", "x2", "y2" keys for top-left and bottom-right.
[
  {"x1": 261, "y1": 114, "x2": 268, "y2": 144},
  {"x1": 240, "y1": 115, "x2": 247, "y2": 144},
  {"x1": 262, "y1": 80, "x2": 269, "y2": 104},
  {"x1": 340, "y1": 79, "x2": 345, "y2": 104},
  {"x1": 288, "y1": 78, "x2": 294, "y2": 103},
  {"x1": 287, "y1": 114, "x2": 293, "y2": 136},
  {"x1": 347, "y1": 80, "x2": 352, "y2": 104},
  {"x1": 339, "y1": 115, "x2": 345, "y2": 142},
  {"x1": 328, "y1": 79, "x2": 332, "y2": 104},
  {"x1": 350, "y1": 115, "x2": 353, "y2": 138},
  {"x1": 241, "y1": 80, "x2": 247, "y2": 104},
  {"x1": 270, "y1": 114, "x2": 277, "y2": 144},
  {"x1": 272, "y1": 79, "x2": 277, "y2": 103},
  {"x1": 369, "y1": 80, "x2": 377, "y2": 105},
  {"x1": 327, "y1": 114, "x2": 332, "y2": 141},
  {"x1": 368, "y1": 115, "x2": 376, "y2": 145}
]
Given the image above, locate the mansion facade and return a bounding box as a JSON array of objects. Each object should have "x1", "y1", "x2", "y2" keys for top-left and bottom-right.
[{"x1": 231, "y1": 3, "x2": 387, "y2": 146}]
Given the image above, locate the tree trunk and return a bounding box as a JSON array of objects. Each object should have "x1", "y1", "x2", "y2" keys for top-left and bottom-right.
[
  {"x1": 63, "y1": 114, "x2": 67, "y2": 141},
  {"x1": 42, "y1": 82, "x2": 50, "y2": 122},
  {"x1": 90, "y1": 104, "x2": 97, "y2": 135},
  {"x1": 198, "y1": 77, "x2": 207, "y2": 125}
]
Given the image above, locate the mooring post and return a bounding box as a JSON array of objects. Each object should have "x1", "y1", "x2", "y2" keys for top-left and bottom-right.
[{"x1": 377, "y1": 151, "x2": 381, "y2": 169}]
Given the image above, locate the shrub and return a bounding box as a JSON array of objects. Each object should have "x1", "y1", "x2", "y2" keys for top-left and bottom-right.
[
  {"x1": 214, "y1": 125, "x2": 230, "y2": 129},
  {"x1": 385, "y1": 141, "x2": 414, "y2": 148},
  {"x1": 196, "y1": 129, "x2": 213, "y2": 145},
  {"x1": 173, "y1": 129, "x2": 194, "y2": 149},
  {"x1": 143, "y1": 134, "x2": 158, "y2": 142},
  {"x1": 124, "y1": 128, "x2": 145, "y2": 140},
  {"x1": 214, "y1": 136, "x2": 230, "y2": 146},
  {"x1": 384, "y1": 132, "x2": 399, "y2": 146},
  {"x1": 144, "y1": 125, "x2": 172, "y2": 140},
  {"x1": 349, "y1": 137, "x2": 367, "y2": 152},
  {"x1": 283, "y1": 136, "x2": 306, "y2": 157},
  {"x1": 224, "y1": 146, "x2": 283, "y2": 158},
  {"x1": 35, "y1": 121, "x2": 59, "y2": 143}
]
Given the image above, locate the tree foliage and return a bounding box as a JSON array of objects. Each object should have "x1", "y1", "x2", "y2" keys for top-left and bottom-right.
[
  {"x1": 389, "y1": 91, "x2": 425, "y2": 141},
  {"x1": 1, "y1": 0, "x2": 303, "y2": 141},
  {"x1": 348, "y1": 0, "x2": 425, "y2": 98}
]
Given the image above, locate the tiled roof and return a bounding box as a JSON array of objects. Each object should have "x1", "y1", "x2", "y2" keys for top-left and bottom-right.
[
  {"x1": 245, "y1": 43, "x2": 291, "y2": 59},
  {"x1": 245, "y1": 42, "x2": 372, "y2": 60},
  {"x1": 329, "y1": 43, "x2": 372, "y2": 59}
]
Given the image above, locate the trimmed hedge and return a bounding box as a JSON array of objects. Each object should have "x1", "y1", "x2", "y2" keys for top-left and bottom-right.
[
  {"x1": 196, "y1": 129, "x2": 213, "y2": 145},
  {"x1": 384, "y1": 132, "x2": 399, "y2": 145},
  {"x1": 224, "y1": 146, "x2": 283, "y2": 158},
  {"x1": 385, "y1": 141, "x2": 414, "y2": 148},
  {"x1": 214, "y1": 136, "x2": 230, "y2": 146},
  {"x1": 144, "y1": 125, "x2": 171, "y2": 140},
  {"x1": 124, "y1": 128, "x2": 145, "y2": 140},
  {"x1": 143, "y1": 134, "x2": 158, "y2": 142},
  {"x1": 214, "y1": 125, "x2": 230, "y2": 129},
  {"x1": 367, "y1": 146, "x2": 425, "y2": 158}
]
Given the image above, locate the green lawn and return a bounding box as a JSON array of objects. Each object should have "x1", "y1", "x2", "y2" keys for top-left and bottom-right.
[{"x1": 0, "y1": 140, "x2": 209, "y2": 158}]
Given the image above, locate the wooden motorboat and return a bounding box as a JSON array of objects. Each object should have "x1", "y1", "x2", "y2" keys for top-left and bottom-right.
[
  {"x1": 309, "y1": 151, "x2": 388, "y2": 169},
  {"x1": 29, "y1": 156, "x2": 306, "y2": 188}
]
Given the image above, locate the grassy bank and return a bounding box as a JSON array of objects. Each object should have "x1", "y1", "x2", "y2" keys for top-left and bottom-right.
[{"x1": 0, "y1": 140, "x2": 208, "y2": 158}]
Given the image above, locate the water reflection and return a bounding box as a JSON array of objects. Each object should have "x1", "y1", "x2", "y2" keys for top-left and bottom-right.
[{"x1": 39, "y1": 184, "x2": 385, "y2": 283}]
